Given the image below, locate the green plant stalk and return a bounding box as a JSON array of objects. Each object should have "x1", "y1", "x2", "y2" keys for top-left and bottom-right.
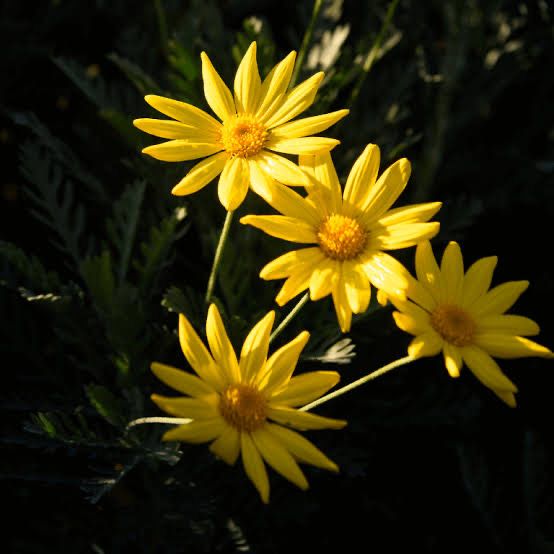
[
  {"x1": 269, "y1": 292, "x2": 310, "y2": 344},
  {"x1": 347, "y1": 0, "x2": 400, "y2": 108},
  {"x1": 290, "y1": 0, "x2": 323, "y2": 88},
  {"x1": 205, "y1": 210, "x2": 234, "y2": 304},
  {"x1": 300, "y1": 355, "x2": 416, "y2": 411}
]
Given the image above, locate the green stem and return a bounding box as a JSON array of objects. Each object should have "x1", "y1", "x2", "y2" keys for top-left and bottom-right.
[
  {"x1": 300, "y1": 355, "x2": 415, "y2": 411},
  {"x1": 269, "y1": 292, "x2": 310, "y2": 344},
  {"x1": 205, "y1": 210, "x2": 234, "y2": 304},
  {"x1": 153, "y1": 0, "x2": 169, "y2": 60},
  {"x1": 347, "y1": 0, "x2": 400, "y2": 108},
  {"x1": 290, "y1": 0, "x2": 323, "y2": 88}
]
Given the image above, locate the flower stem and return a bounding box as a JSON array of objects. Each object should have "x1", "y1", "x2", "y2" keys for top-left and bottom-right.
[
  {"x1": 347, "y1": 0, "x2": 400, "y2": 109},
  {"x1": 299, "y1": 355, "x2": 415, "y2": 411},
  {"x1": 205, "y1": 210, "x2": 234, "y2": 304},
  {"x1": 269, "y1": 292, "x2": 310, "y2": 344},
  {"x1": 290, "y1": 0, "x2": 323, "y2": 88}
]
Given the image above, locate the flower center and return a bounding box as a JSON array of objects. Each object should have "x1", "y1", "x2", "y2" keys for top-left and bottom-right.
[
  {"x1": 220, "y1": 116, "x2": 267, "y2": 158},
  {"x1": 317, "y1": 214, "x2": 367, "y2": 261},
  {"x1": 219, "y1": 384, "x2": 267, "y2": 432},
  {"x1": 430, "y1": 304, "x2": 476, "y2": 347}
]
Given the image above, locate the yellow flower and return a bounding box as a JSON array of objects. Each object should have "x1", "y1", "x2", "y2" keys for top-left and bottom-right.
[
  {"x1": 134, "y1": 42, "x2": 348, "y2": 211},
  {"x1": 389, "y1": 240, "x2": 553, "y2": 407},
  {"x1": 240, "y1": 145, "x2": 441, "y2": 332},
  {"x1": 150, "y1": 304, "x2": 346, "y2": 503}
]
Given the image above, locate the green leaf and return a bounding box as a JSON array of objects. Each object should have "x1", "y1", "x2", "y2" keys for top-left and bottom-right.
[
  {"x1": 85, "y1": 384, "x2": 126, "y2": 427},
  {"x1": 106, "y1": 181, "x2": 146, "y2": 284},
  {"x1": 108, "y1": 52, "x2": 163, "y2": 96},
  {"x1": 80, "y1": 250, "x2": 116, "y2": 313},
  {"x1": 134, "y1": 206, "x2": 188, "y2": 295}
]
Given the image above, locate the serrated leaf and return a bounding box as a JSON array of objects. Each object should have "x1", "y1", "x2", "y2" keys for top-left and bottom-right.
[
  {"x1": 85, "y1": 384, "x2": 126, "y2": 427},
  {"x1": 80, "y1": 250, "x2": 115, "y2": 313}
]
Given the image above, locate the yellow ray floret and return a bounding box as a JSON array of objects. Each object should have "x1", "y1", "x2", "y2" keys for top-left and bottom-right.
[
  {"x1": 240, "y1": 144, "x2": 442, "y2": 332},
  {"x1": 134, "y1": 42, "x2": 349, "y2": 211},
  {"x1": 388, "y1": 240, "x2": 553, "y2": 407},
  {"x1": 150, "y1": 304, "x2": 346, "y2": 503}
]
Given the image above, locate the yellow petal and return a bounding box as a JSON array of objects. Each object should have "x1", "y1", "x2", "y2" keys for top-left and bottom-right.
[
  {"x1": 150, "y1": 394, "x2": 218, "y2": 418},
  {"x1": 271, "y1": 110, "x2": 349, "y2": 139},
  {"x1": 206, "y1": 304, "x2": 240, "y2": 383},
  {"x1": 252, "y1": 428, "x2": 309, "y2": 490},
  {"x1": 240, "y1": 214, "x2": 317, "y2": 243},
  {"x1": 370, "y1": 222, "x2": 441, "y2": 251},
  {"x1": 343, "y1": 144, "x2": 380, "y2": 211},
  {"x1": 264, "y1": 72, "x2": 324, "y2": 129},
  {"x1": 389, "y1": 296, "x2": 432, "y2": 327},
  {"x1": 440, "y1": 241, "x2": 464, "y2": 303},
  {"x1": 150, "y1": 362, "x2": 215, "y2": 397},
  {"x1": 178, "y1": 313, "x2": 226, "y2": 390},
  {"x1": 258, "y1": 247, "x2": 324, "y2": 280},
  {"x1": 239, "y1": 311, "x2": 275, "y2": 383},
  {"x1": 363, "y1": 157, "x2": 411, "y2": 218},
  {"x1": 265, "y1": 423, "x2": 339, "y2": 472},
  {"x1": 473, "y1": 334, "x2": 553, "y2": 359},
  {"x1": 443, "y1": 343, "x2": 462, "y2": 378},
  {"x1": 343, "y1": 261, "x2": 371, "y2": 314},
  {"x1": 201, "y1": 51, "x2": 236, "y2": 121},
  {"x1": 477, "y1": 314, "x2": 540, "y2": 336},
  {"x1": 172, "y1": 151, "x2": 228, "y2": 196},
  {"x1": 256, "y1": 151, "x2": 309, "y2": 186},
  {"x1": 162, "y1": 417, "x2": 225, "y2": 443},
  {"x1": 144, "y1": 94, "x2": 221, "y2": 132},
  {"x1": 247, "y1": 169, "x2": 320, "y2": 225},
  {"x1": 257, "y1": 331, "x2": 310, "y2": 393},
  {"x1": 415, "y1": 241, "x2": 443, "y2": 302},
  {"x1": 142, "y1": 140, "x2": 222, "y2": 162},
  {"x1": 270, "y1": 371, "x2": 340, "y2": 407},
  {"x1": 218, "y1": 157, "x2": 250, "y2": 211},
  {"x1": 407, "y1": 331, "x2": 443, "y2": 358},
  {"x1": 392, "y1": 311, "x2": 428, "y2": 335},
  {"x1": 302, "y1": 152, "x2": 342, "y2": 212},
  {"x1": 461, "y1": 255, "x2": 498, "y2": 308},
  {"x1": 266, "y1": 136, "x2": 340, "y2": 155},
  {"x1": 256, "y1": 51, "x2": 296, "y2": 122},
  {"x1": 332, "y1": 273, "x2": 352, "y2": 333},
  {"x1": 133, "y1": 118, "x2": 219, "y2": 141},
  {"x1": 309, "y1": 258, "x2": 339, "y2": 300},
  {"x1": 241, "y1": 432, "x2": 270, "y2": 503},
  {"x1": 375, "y1": 202, "x2": 442, "y2": 226},
  {"x1": 471, "y1": 281, "x2": 529, "y2": 318},
  {"x1": 267, "y1": 406, "x2": 347, "y2": 430},
  {"x1": 461, "y1": 345, "x2": 518, "y2": 392},
  {"x1": 361, "y1": 251, "x2": 410, "y2": 298},
  {"x1": 234, "y1": 42, "x2": 261, "y2": 114},
  {"x1": 209, "y1": 424, "x2": 240, "y2": 465},
  {"x1": 493, "y1": 390, "x2": 517, "y2": 407},
  {"x1": 275, "y1": 263, "x2": 316, "y2": 306}
]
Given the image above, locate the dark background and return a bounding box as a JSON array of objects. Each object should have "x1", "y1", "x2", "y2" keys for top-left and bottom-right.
[{"x1": 2, "y1": 1, "x2": 554, "y2": 552}]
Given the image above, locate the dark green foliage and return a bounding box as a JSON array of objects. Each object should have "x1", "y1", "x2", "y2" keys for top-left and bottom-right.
[{"x1": 2, "y1": 1, "x2": 554, "y2": 553}]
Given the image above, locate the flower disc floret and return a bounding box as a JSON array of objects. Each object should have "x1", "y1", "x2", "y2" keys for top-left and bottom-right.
[
  {"x1": 430, "y1": 304, "x2": 475, "y2": 347},
  {"x1": 219, "y1": 384, "x2": 267, "y2": 432},
  {"x1": 221, "y1": 116, "x2": 267, "y2": 158},
  {"x1": 317, "y1": 214, "x2": 367, "y2": 261}
]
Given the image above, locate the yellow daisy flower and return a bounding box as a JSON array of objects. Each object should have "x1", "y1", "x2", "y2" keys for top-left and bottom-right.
[
  {"x1": 240, "y1": 145, "x2": 442, "y2": 332},
  {"x1": 134, "y1": 42, "x2": 349, "y2": 211},
  {"x1": 389, "y1": 240, "x2": 553, "y2": 407},
  {"x1": 150, "y1": 304, "x2": 346, "y2": 503}
]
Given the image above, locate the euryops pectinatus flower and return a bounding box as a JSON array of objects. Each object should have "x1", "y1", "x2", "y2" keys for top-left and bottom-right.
[
  {"x1": 150, "y1": 304, "x2": 346, "y2": 503},
  {"x1": 240, "y1": 145, "x2": 441, "y2": 332},
  {"x1": 134, "y1": 42, "x2": 348, "y2": 211},
  {"x1": 389, "y1": 240, "x2": 553, "y2": 406}
]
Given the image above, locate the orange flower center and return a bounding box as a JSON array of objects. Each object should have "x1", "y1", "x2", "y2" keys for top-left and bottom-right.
[
  {"x1": 219, "y1": 384, "x2": 267, "y2": 432},
  {"x1": 430, "y1": 304, "x2": 476, "y2": 347},
  {"x1": 220, "y1": 116, "x2": 267, "y2": 158},
  {"x1": 317, "y1": 214, "x2": 367, "y2": 261}
]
